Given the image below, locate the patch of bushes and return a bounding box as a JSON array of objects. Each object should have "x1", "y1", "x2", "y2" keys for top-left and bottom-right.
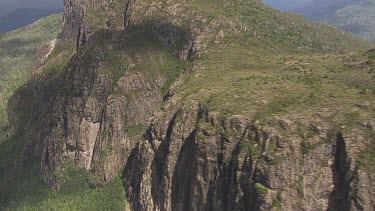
[
  {"x1": 123, "y1": 124, "x2": 147, "y2": 137},
  {"x1": 0, "y1": 158, "x2": 126, "y2": 211},
  {"x1": 357, "y1": 140, "x2": 375, "y2": 173},
  {"x1": 255, "y1": 183, "x2": 269, "y2": 196}
]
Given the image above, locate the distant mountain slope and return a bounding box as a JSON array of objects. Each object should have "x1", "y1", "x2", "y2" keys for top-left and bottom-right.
[
  {"x1": 0, "y1": 14, "x2": 62, "y2": 138},
  {"x1": 0, "y1": 0, "x2": 62, "y2": 33},
  {"x1": 318, "y1": 2, "x2": 375, "y2": 42},
  {"x1": 292, "y1": 0, "x2": 375, "y2": 42},
  {"x1": 262, "y1": 0, "x2": 313, "y2": 11},
  {"x1": 0, "y1": 8, "x2": 62, "y2": 33},
  {"x1": 0, "y1": 0, "x2": 62, "y2": 16},
  {"x1": 292, "y1": 0, "x2": 358, "y2": 19}
]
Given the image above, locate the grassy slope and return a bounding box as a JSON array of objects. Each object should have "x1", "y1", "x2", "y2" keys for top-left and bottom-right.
[
  {"x1": 174, "y1": 0, "x2": 375, "y2": 170},
  {"x1": 0, "y1": 0, "x2": 374, "y2": 210},
  {"x1": 0, "y1": 13, "x2": 62, "y2": 139},
  {"x1": 175, "y1": 0, "x2": 374, "y2": 119}
]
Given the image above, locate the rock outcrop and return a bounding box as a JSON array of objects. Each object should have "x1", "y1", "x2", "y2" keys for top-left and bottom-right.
[
  {"x1": 8, "y1": 23, "x2": 190, "y2": 187},
  {"x1": 123, "y1": 100, "x2": 375, "y2": 210},
  {"x1": 59, "y1": 0, "x2": 128, "y2": 48},
  {"x1": 8, "y1": 0, "x2": 246, "y2": 187}
]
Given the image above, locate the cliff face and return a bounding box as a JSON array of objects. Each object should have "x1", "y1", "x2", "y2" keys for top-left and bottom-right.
[
  {"x1": 59, "y1": 0, "x2": 128, "y2": 47},
  {"x1": 5, "y1": 0, "x2": 375, "y2": 210},
  {"x1": 8, "y1": 26, "x2": 188, "y2": 187},
  {"x1": 7, "y1": 0, "x2": 238, "y2": 187},
  {"x1": 123, "y1": 99, "x2": 375, "y2": 210}
]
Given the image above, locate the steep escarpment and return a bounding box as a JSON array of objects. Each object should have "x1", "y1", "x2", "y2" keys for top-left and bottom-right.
[
  {"x1": 59, "y1": 0, "x2": 128, "y2": 47},
  {"x1": 2, "y1": 0, "x2": 375, "y2": 210},
  {"x1": 124, "y1": 99, "x2": 375, "y2": 210},
  {"x1": 8, "y1": 26, "x2": 190, "y2": 188},
  {"x1": 7, "y1": 0, "x2": 251, "y2": 188}
]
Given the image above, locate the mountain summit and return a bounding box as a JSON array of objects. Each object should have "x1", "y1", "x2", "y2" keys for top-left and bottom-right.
[{"x1": 0, "y1": 0, "x2": 374, "y2": 210}]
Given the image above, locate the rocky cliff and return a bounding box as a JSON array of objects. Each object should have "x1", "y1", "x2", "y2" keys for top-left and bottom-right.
[
  {"x1": 124, "y1": 100, "x2": 375, "y2": 210},
  {"x1": 4, "y1": 0, "x2": 375, "y2": 210}
]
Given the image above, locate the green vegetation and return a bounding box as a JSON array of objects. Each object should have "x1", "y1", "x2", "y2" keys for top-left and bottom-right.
[
  {"x1": 1, "y1": 0, "x2": 375, "y2": 210},
  {"x1": 186, "y1": 0, "x2": 369, "y2": 50},
  {"x1": 294, "y1": 176, "x2": 305, "y2": 196},
  {"x1": 0, "y1": 16, "x2": 193, "y2": 211},
  {"x1": 0, "y1": 159, "x2": 126, "y2": 210},
  {"x1": 197, "y1": 132, "x2": 209, "y2": 141},
  {"x1": 98, "y1": 145, "x2": 114, "y2": 164},
  {"x1": 271, "y1": 197, "x2": 282, "y2": 209},
  {"x1": 197, "y1": 113, "x2": 217, "y2": 141},
  {"x1": 167, "y1": 0, "x2": 374, "y2": 125},
  {"x1": 319, "y1": 3, "x2": 375, "y2": 42},
  {"x1": 240, "y1": 137, "x2": 262, "y2": 159},
  {"x1": 177, "y1": 33, "x2": 374, "y2": 129},
  {"x1": 289, "y1": 0, "x2": 375, "y2": 42},
  {"x1": 0, "y1": 123, "x2": 126, "y2": 210},
  {"x1": 255, "y1": 183, "x2": 269, "y2": 196},
  {"x1": 357, "y1": 139, "x2": 375, "y2": 173},
  {"x1": 78, "y1": 25, "x2": 191, "y2": 95},
  {"x1": 45, "y1": 40, "x2": 71, "y2": 62},
  {"x1": 300, "y1": 140, "x2": 314, "y2": 155},
  {"x1": 0, "y1": 14, "x2": 128, "y2": 211},
  {"x1": 123, "y1": 124, "x2": 147, "y2": 137},
  {"x1": 0, "y1": 13, "x2": 62, "y2": 139},
  {"x1": 297, "y1": 125, "x2": 322, "y2": 154}
]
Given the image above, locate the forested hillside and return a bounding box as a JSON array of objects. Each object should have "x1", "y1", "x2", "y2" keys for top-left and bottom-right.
[
  {"x1": 0, "y1": 0, "x2": 62, "y2": 33},
  {"x1": 263, "y1": 0, "x2": 375, "y2": 42},
  {"x1": 0, "y1": 8, "x2": 62, "y2": 33},
  {"x1": 0, "y1": 0, "x2": 61, "y2": 16},
  {"x1": 293, "y1": 0, "x2": 375, "y2": 42},
  {"x1": 318, "y1": 2, "x2": 375, "y2": 42},
  {"x1": 0, "y1": 14, "x2": 62, "y2": 139}
]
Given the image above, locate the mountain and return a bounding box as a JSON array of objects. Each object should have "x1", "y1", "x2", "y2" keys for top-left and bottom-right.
[
  {"x1": 0, "y1": 0, "x2": 62, "y2": 33},
  {"x1": 292, "y1": 0, "x2": 375, "y2": 42},
  {"x1": 0, "y1": 8, "x2": 63, "y2": 33},
  {"x1": 0, "y1": 0, "x2": 62, "y2": 16},
  {"x1": 262, "y1": 0, "x2": 362, "y2": 16},
  {"x1": 262, "y1": 0, "x2": 313, "y2": 11},
  {"x1": 263, "y1": 0, "x2": 375, "y2": 42},
  {"x1": 0, "y1": 13, "x2": 62, "y2": 139},
  {"x1": 316, "y1": 1, "x2": 375, "y2": 42},
  {"x1": 1, "y1": 0, "x2": 374, "y2": 210},
  {"x1": 292, "y1": 0, "x2": 359, "y2": 19}
]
